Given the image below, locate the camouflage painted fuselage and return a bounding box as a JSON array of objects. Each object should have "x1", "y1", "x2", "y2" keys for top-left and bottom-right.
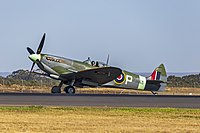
[
  {"x1": 38, "y1": 54, "x2": 166, "y2": 92},
  {"x1": 104, "y1": 70, "x2": 147, "y2": 90},
  {"x1": 39, "y1": 54, "x2": 94, "y2": 75},
  {"x1": 104, "y1": 70, "x2": 166, "y2": 92}
]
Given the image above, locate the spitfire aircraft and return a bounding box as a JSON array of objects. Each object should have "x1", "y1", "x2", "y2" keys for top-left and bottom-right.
[{"x1": 27, "y1": 33, "x2": 167, "y2": 95}]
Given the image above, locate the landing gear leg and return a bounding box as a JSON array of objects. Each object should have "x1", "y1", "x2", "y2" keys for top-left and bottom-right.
[
  {"x1": 51, "y1": 81, "x2": 63, "y2": 93},
  {"x1": 151, "y1": 91, "x2": 158, "y2": 95}
]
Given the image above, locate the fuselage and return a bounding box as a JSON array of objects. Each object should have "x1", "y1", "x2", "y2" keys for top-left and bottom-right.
[{"x1": 37, "y1": 54, "x2": 148, "y2": 91}]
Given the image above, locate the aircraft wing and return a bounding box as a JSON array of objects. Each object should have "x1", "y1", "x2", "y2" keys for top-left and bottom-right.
[{"x1": 60, "y1": 67, "x2": 122, "y2": 86}]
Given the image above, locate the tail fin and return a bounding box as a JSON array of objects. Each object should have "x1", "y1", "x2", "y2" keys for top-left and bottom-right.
[
  {"x1": 146, "y1": 64, "x2": 167, "y2": 92},
  {"x1": 148, "y1": 64, "x2": 167, "y2": 82}
]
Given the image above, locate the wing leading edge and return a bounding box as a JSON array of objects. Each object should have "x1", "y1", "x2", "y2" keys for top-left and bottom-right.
[{"x1": 60, "y1": 67, "x2": 122, "y2": 86}]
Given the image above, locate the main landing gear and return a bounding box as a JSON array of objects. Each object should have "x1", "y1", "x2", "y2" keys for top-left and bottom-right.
[
  {"x1": 64, "y1": 80, "x2": 76, "y2": 94},
  {"x1": 51, "y1": 81, "x2": 63, "y2": 93},
  {"x1": 64, "y1": 86, "x2": 76, "y2": 94},
  {"x1": 51, "y1": 86, "x2": 61, "y2": 93},
  {"x1": 51, "y1": 81, "x2": 76, "y2": 94}
]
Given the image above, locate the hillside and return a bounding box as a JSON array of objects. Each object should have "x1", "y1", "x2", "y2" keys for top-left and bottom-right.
[{"x1": 0, "y1": 69, "x2": 58, "y2": 86}]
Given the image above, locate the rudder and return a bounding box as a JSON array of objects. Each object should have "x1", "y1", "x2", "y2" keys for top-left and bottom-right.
[
  {"x1": 146, "y1": 64, "x2": 167, "y2": 92},
  {"x1": 148, "y1": 64, "x2": 167, "y2": 82}
]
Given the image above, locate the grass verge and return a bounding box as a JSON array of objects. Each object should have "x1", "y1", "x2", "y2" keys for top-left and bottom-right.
[{"x1": 0, "y1": 106, "x2": 199, "y2": 132}]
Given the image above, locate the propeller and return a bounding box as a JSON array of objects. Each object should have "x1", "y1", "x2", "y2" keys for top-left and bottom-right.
[{"x1": 26, "y1": 33, "x2": 46, "y2": 79}]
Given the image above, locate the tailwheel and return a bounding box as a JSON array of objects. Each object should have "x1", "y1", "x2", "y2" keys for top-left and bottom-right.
[
  {"x1": 151, "y1": 91, "x2": 158, "y2": 95},
  {"x1": 51, "y1": 86, "x2": 61, "y2": 93},
  {"x1": 64, "y1": 86, "x2": 76, "y2": 94}
]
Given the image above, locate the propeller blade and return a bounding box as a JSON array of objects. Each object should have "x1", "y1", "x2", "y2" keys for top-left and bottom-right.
[
  {"x1": 27, "y1": 62, "x2": 35, "y2": 80},
  {"x1": 30, "y1": 62, "x2": 35, "y2": 72},
  {"x1": 36, "y1": 60, "x2": 44, "y2": 70},
  {"x1": 37, "y1": 33, "x2": 46, "y2": 54},
  {"x1": 27, "y1": 60, "x2": 44, "y2": 80},
  {"x1": 27, "y1": 47, "x2": 35, "y2": 55},
  {"x1": 106, "y1": 54, "x2": 110, "y2": 66}
]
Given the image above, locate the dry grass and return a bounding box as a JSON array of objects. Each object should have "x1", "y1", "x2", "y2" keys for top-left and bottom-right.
[
  {"x1": 0, "y1": 106, "x2": 199, "y2": 133},
  {"x1": 165, "y1": 87, "x2": 200, "y2": 95},
  {"x1": 0, "y1": 84, "x2": 200, "y2": 95}
]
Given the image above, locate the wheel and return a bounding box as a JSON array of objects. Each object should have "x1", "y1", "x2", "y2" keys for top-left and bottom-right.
[
  {"x1": 151, "y1": 91, "x2": 158, "y2": 95},
  {"x1": 64, "y1": 86, "x2": 75, "y2": 94},
  {"x1": 51, "y1": 86, "x2": 61, "y2": 93}
]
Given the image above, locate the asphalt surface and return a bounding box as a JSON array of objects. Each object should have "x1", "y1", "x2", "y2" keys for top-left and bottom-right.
[{"x1": 0, "y1": 93, "x2": 199, "y2": 108}]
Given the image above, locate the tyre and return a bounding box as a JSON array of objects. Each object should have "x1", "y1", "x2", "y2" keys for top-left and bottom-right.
[
  {"x1": 51, "y1": 86, "x2": 61, "y2": 93},
  {"x1": 64, "y1": 86, "x2": 75, "y2": 94}
]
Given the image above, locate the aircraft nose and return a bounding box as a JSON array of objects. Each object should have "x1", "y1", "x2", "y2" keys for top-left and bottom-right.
[{"x1": 28, "y1": 54, "x2": 41, "y2": 62}]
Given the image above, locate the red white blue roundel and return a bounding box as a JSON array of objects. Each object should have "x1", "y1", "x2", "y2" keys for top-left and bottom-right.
[{"x1": 114, "y1": 72, "x2": 126, "y2": 84}]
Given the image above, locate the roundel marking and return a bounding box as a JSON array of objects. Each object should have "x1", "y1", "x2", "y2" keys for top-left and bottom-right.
[
  {"x1": 117, "y1": 75, "x2": 123, "y2": 80},
  {"x1": 114, "y1": 72, "x2": 126, "y2": 84}
]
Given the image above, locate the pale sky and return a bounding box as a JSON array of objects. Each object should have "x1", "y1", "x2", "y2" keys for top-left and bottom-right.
[{"x1": 0, "y1": 0, "x2": 200, "y2": 72}]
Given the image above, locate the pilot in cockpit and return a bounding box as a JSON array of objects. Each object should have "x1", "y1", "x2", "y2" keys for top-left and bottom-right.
[{"x1": 83, "y1": 57, "x2": 101, "y2": 67}]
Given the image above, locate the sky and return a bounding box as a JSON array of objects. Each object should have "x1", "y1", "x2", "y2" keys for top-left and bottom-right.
[{"x1": 0, "y1": 0, "x2": 200, "y2": 73}]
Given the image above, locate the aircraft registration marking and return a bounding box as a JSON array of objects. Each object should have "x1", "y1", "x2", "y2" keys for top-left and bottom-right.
[
  {"x1": 125, "y1": 75, "x2": 133, "y2": 84},
  {"x1": 138, "y1": 75, "x2": 146, "y2": 90},
  {"x1": 46, "y1": 56, "x2": 61, "y2": 63}
]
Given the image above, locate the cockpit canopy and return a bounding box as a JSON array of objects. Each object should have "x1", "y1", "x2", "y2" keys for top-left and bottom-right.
[{"x1": 83, "y1": 57, "x2": 107, "y2": 67}]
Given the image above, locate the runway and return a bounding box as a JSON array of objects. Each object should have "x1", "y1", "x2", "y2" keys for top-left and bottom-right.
[{"x1": 0, "y1": 93, "x2": 199, "y2": 108}]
